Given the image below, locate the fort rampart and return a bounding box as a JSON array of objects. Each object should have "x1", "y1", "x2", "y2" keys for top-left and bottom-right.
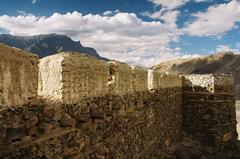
[{"x1": 0, "y1": 44, "x2": 237, "y2": 158}]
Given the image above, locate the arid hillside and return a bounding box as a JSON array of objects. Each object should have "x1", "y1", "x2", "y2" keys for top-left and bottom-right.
[{"x1": 152, "y1": 52, "x2": 240, "y2": 99}]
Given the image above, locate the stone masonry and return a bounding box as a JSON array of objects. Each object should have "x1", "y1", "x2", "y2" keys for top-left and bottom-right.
[
  {"x1": 183, "y1": 74, "x2": 238, "y2": 149},
  {"x1": 0, "y1": 46, "x2": 238, "y2": 158}
]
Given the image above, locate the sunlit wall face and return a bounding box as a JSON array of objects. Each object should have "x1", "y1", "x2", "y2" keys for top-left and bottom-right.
[{"x1": 236, "y1": 101, "x2": 240, "y2": 140}]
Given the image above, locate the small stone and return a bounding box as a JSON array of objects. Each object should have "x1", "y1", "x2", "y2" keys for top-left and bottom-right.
[
  {"x1": 164, "y1": 139, "x2": 171, "y2": 147},
  {"x1": 43, "y1": 106, "x2": 62, "y2": 121},
  {"x1": 29, "y1": 115, "x2": 38, "y2": 126},
  {"x1": 52, "y1": 111, "x2": 62, "y2": 121},
  {"x1": 222, "y1": 132, "x2": 232, "y2": 142},
  {"x1": 79, "y1": 141, "x2": 86, "y2": 151},
  {"x1": 77, "y1": 114, "x2": 91, "y2": 122},
  {"x1": 60, "y1": 113, "x2": 76, "y2": 127},
  {"x1": 43, "y1": 106, "x2": 54, "y2": 117},
  {"x1": 6, "y1": 128, "x2": 25, "y2": 141},
  {"x1": 39, "y1": 123, "x2": 53, "y2": 132},
  {"x1": 27, "y1": 126, "x2": 38, "y2": 135},
  {"x1": 201, "y1": 114, "x2": 210, "y2": 120},
  {"x1": 91, "y1": 112, "x2": 106, "y2": 119},
  {"x1": 21, "y1": 135, "x2": 32, "y2": 142}
]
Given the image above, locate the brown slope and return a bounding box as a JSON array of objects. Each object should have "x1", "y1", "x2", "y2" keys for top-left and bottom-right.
[{"x1": 152, "y1": 52, "x2": 240, "y2": 99}]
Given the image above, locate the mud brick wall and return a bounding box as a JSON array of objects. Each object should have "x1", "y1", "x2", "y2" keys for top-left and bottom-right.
[
  {"x1": 183, "y1": 74, "x2": 238, "y2": 148},
  {"x1": 0, "y1": 89, "x2": 182, "y2": 158},
  {"x1": 0, "y1": 44, "x2": 39, "y2": 107}
]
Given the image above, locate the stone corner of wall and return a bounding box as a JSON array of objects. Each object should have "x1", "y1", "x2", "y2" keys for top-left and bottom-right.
[
  {"x1": 182, "y1": 74, "x2": 235, "y2": 93},
  {"x1": 0, "y1": 44, "x2": 39, "y2": 107}
]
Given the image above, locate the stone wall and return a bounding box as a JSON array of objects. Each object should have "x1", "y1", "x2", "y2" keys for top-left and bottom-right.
[
  {"x1": 0, "y1": 44, "x2": 38, "y2": 107},
  {"x1": 182, "y1": 74, "x2": 238, "y2": 149},
  {"x1": 0, "y1": 48, "x2": 238, "y2": 158},
  {"x1": 38, "y1": 53, "x2": 149, "y2": 103},
  {"x1": 0, "y1": 80, "x2": 182, "y2": 158}
]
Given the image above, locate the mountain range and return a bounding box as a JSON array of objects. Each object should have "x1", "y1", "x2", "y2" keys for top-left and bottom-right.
[
  {"x1": 152, "y1": 52, "x2": 240, "y2": 99},
  {"x1": 0, "y1": 34, "x2": 107, "y2": 60}
]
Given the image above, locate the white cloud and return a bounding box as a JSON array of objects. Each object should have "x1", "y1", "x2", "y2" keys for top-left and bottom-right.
[
  {"x1": 17, "y1": 10, "x2": 27, "y2": 16},
  {"x1": 0, "y1": 11, "x2": 183, "y2": 67},
  {"x1": 102, "y1": 10, "x2": 120, "y2": 16},
  {"x1": 102, "y1": 10, "x2": 113, "y2": 16},
  {"x1": 148, "y1": 0, "x2": 188, "y2": 10},
  {"x1": 32, "y1": 0, "x2": 37, "y2": 4},
  {"x1": 181, "y1": 54, "x2": 201, "y2": 59},
  {"x1": 216, "y1": 45, "x2": 239, "y2": 52},
  {"x1": 141, "y1": 9, "x2": 179, "y2": 27},
  {"x1": 148, "y1": 0, "x2": 213, "y2": 10},
  {"x1": 183, "y1": 0, "x2": 240, "y2": 36},
  {"x1": 194, "y1": 0, "x2": 213, "y2": 2}
]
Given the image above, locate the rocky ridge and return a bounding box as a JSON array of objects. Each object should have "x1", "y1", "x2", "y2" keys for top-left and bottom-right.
[{"x1": 0, "y1": 34, "x2": 107, "y2": 60}]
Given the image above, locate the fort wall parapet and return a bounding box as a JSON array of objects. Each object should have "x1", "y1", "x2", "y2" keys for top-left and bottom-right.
[
  {"x1": 0, "y1": 44, "x2": 38, "y2": 107},
  {"x1": 0, "y1": 44, "x2": 237, "y2": 158}
]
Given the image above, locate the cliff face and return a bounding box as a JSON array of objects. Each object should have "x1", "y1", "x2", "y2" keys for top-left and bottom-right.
[
  {"x1": 152, "y1": 52, "x2": 240, "y2": 99},
  {"x1": 0, "y1": 34, "x2": 107, "y2": 60}
]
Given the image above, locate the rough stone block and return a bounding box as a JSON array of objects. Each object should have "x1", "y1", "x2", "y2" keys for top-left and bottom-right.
[
  {"x1": 0, "y1": 44, "x2": 39, "y2": 107},
  {"x1": 183, "y1": 74, "x2": 234, "y2": 93},
  {"x1": 148, "y1": 70, "x2": 182, "y2": 90},
  {"x1": 108, "y1": 61, "x2": 134, "y2": 94},
  {"x1": 38, "y1": 52, "x2": 109, "y2": 103},
  {"x1": 38, "y1": 54, "x2": 64, "y2": 101},
  {"x1": 131, "y1": 66, "x2": 148, "y2": 92}
]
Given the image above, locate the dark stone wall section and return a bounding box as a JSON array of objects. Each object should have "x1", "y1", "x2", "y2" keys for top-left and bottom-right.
[
  {"x1": 0, "y1": 87, "x2": 182, "y2": 158},
  {"x1": 182, "y1": 75, "x2": 238, "y2": 149}
]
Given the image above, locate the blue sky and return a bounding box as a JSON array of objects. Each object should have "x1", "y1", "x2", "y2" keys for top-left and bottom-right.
[{"x1": 0, "y1": 0, "x2": 239, "y2": 67}]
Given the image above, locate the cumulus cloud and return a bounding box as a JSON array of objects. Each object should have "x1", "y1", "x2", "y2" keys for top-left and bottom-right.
[
  {"x1": 143, "y1": 0, "x2": 182, "y2": 29},
  {"x1": 0, "y1": 11, "x2": 183, "y2": 67},
  {"x1": 183, "y1": 0, "x2": 240, "y2": 36}
]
